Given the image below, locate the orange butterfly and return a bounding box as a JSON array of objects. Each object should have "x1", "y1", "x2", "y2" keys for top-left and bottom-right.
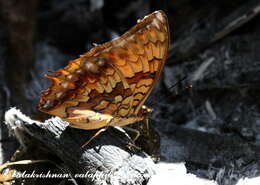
[{"x1": 38, "y1": 10, "x2": 169, "y2": 133}]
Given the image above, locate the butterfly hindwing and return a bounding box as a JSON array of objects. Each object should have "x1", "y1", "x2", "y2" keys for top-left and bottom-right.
[{"x1": 38, "y1": 10, "x2": 169, "y2": 130}]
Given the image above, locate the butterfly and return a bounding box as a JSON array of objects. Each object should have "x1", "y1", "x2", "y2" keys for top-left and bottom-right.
[{"x1": 38, "y1": 10, "x2": 170, "y2": 132}]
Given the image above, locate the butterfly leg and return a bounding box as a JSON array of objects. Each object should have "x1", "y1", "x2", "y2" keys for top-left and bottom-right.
[
  {"x1": 125, "y1": 117, "x2": 151, "y2": 142},
  {"x1": 81, "y1": 127, "x2": 107, "y2": 148},
  {"x1": 141, "y1": 117, "x2": 161, "y2": 161},
  {"x1": 121, "y1": 126, "x2": 142, "y2": 151},
  {"x1": 127, "y1": 116, "x2": 161, "y2": 161},
  {"x1": 123, "y1": 126, "x2": 141, "y2": 142},
  {"x1": 81, "y1": 115, "x2": 120, "y2": 148}
]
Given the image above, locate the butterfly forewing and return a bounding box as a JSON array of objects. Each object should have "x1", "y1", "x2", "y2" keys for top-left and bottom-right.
[{"x1": 38, "y1": 10, "x2": 169, "y2": 130}]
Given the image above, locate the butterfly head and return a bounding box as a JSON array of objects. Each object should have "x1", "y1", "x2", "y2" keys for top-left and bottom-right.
[{"x1": 137, "y1": 105, "x2": 153, "y2": 117}]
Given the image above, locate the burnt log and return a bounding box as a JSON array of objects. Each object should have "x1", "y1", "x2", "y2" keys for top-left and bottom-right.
[
  {"x1": 4, "y1": 108, "x2": 155, "y2": 185},
  {"x1": 168, "y1": 0, "x2": 260, "y2": 63}
]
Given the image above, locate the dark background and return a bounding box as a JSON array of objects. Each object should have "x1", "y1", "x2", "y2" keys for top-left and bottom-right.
[{"x1": 1, "y1": 0, "x2": 260, "y2": 184}]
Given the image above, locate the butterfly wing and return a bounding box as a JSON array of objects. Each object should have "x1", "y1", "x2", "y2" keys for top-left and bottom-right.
[{"x1": 38, "y1": 10, "x2": 169, "y2": 130}]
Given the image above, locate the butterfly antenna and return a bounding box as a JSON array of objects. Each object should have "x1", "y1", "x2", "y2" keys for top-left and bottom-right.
[
  {"x1": 149, "y1": 76, "x2": 192, "y2": 107},
  {"x1": 165, "y1": 75, "x2": 193, "y2": 99},
  {"x1": 167, "y1": 76, "x2": 188, "y2": 92}
]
